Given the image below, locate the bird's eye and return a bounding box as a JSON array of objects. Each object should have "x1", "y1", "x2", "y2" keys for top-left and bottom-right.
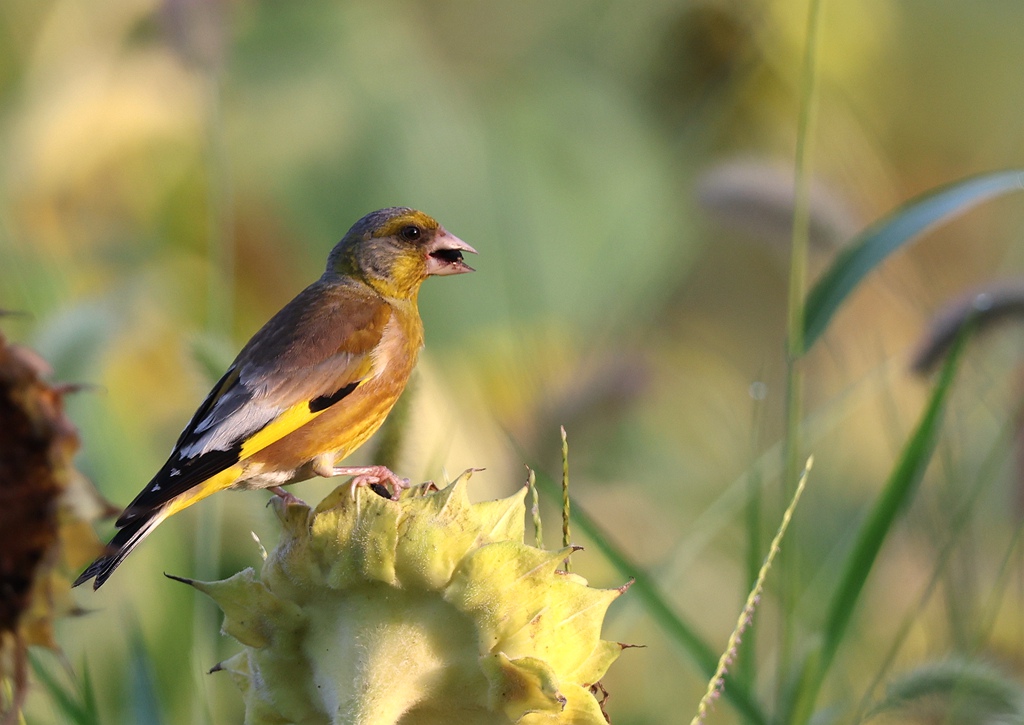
[{"x1": 400, "y1": 225, "x2": 422, "y2": 242}]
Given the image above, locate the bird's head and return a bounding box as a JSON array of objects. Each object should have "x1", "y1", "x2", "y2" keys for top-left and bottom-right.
[{"x1": 327, "y1": 208, "x2": 477, "y2": 299}]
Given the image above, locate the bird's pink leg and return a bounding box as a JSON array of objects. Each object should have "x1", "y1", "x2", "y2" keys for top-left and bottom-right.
[
  {"x1": 269, "y1": 486, "x2": 307, "y2": 507},
  {"x1": 312, "y1": 460, "x2": 410, "y2": 501}
]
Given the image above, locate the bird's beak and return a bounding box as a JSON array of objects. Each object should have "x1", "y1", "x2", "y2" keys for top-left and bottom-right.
[{"x1": 425, "y1": 229, "x2": 478, "y2": 276}]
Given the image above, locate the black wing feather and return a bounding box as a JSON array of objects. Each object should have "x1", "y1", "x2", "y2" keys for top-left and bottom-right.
[
  {"x1": 116, "y1": 367, "x2": 250, "y2": 524},
  {"x1": 309, "y1": 381, "x2": 359, "y2": 413},
  {"x1": 172, "y1": 366, "x2": 240, "y2": 449},
  {"x1": 116, "y1": 442, "x2": 247, "y2": 526},
  {"x1": 116, "y1": 375, "x2": 362, "y2": 525}
]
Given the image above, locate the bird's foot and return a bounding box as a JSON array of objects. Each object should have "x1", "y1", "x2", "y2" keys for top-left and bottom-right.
[
  {"x1": 328, "y1": 465, "x2": 410, "y2": 501},
  {"x1": 269, "y1": 486, "x2": 308, "y2": 507}
]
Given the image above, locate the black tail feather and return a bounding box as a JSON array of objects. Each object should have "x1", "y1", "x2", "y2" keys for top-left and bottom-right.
[{"x1": 73, "y1": 512, "x2": 163, "y2": 590}]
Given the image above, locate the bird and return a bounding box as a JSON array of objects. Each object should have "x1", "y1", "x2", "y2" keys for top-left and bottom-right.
[{"x1": 74, "y1": 207, "x2": 476, "y2": 590}]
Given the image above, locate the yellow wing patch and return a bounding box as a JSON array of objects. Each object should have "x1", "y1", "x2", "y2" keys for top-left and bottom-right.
[
  {"x1": 163, "y1": 464, "x2": 244, "y2": 517},
  {"x1": 240, "y1": 352, "x2": 376, "y2": 460},
  {"x1": 239, "y1": 401, "x2": 326, "y2": 459}
]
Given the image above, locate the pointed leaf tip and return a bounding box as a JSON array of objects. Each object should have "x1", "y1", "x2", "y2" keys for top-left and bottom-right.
[{"x1": 164, "y1": 572, "x2": 195, "y2": 586}]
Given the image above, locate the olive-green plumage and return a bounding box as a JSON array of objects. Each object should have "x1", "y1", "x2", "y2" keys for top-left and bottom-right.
[{"x1": 75, "y1": 207, "x2": 476, "y2": 589}]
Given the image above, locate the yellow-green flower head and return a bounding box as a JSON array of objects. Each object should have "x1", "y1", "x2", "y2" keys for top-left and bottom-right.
[{"x1": 186, "y1": 477, "x2": 625, "y2": 724}]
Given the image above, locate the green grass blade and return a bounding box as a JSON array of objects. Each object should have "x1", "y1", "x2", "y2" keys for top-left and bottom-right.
[
  {"x1": 78, "y1": 662, "x2": 100, "y2": 724},
  {"x1": 532, "y1": 470, "x2": 769, "y2": 725},
  {"x1": 802, "y1": 170, "x2": 1024, "y2": 352},
  {"x1": 850, "y1": 419, "x2": 1018, "y2": 723},
  {"x1": 785, "y1": 324, "x2": 970, "y2": 725},
  {"x1": 27, "y1": 654, "x2": 97, "y2": 725},
  {"x1": 128, "y1": 624, "x2": 165, "y2": 725},
  {"x1": 780, "y1": 0, "x2": 824, "y2": 697}
]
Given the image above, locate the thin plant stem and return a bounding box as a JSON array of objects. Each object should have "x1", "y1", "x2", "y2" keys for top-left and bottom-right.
[
  {"x1": 973, "y1": 525, "x2": 1024, "y2": 654},
  {"x1": 780, "y1": 0, "x2": 825, "y2": 692},
  {"x1": 740, "y1": 382, "x2": 767, "y2": 689},
  {"x1": 560, "y1": 426, "x2": 571, "y2": 572}
]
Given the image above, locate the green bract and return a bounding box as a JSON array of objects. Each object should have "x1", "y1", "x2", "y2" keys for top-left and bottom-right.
[{"x1": 187, "y1": 478, "x2": 625, "y2": 724}]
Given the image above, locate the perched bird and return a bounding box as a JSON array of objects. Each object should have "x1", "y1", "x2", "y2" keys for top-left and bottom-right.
[{"x1": 74, "y1": 207, "x2": 476, "y2": 589}]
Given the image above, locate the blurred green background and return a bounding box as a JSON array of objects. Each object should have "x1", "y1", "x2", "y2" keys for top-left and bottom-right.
[{"x1": 3, "y1": 0, "x2": 1024, "y2": 723}]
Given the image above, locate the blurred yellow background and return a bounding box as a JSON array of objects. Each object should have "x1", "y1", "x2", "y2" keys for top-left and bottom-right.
[{"x1": 3, "y1": 0, "x2": 1024, "y2": 722}]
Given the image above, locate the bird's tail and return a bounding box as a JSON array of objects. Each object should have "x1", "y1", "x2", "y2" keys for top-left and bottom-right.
[{"x1": 73, "y1": 510, "x2": 166, "y2": 590}]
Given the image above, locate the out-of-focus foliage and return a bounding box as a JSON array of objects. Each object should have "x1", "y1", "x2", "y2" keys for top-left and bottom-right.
[{"x1": 1, "y1": 0, "x2": 1024, "y2": 722}]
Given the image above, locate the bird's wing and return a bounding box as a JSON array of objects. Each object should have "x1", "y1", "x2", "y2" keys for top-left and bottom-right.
[{"x1": 117, "y1": 280, "x2": 392, "y2": 524}]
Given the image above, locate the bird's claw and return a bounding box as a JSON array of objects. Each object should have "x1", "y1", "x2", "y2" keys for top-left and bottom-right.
[
  {"x1": 269, "y1": 486, "x2": 308, "y2": 507},
  {"x1": 328, "y1": 465, "x2": 409, "y2": 501}
]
